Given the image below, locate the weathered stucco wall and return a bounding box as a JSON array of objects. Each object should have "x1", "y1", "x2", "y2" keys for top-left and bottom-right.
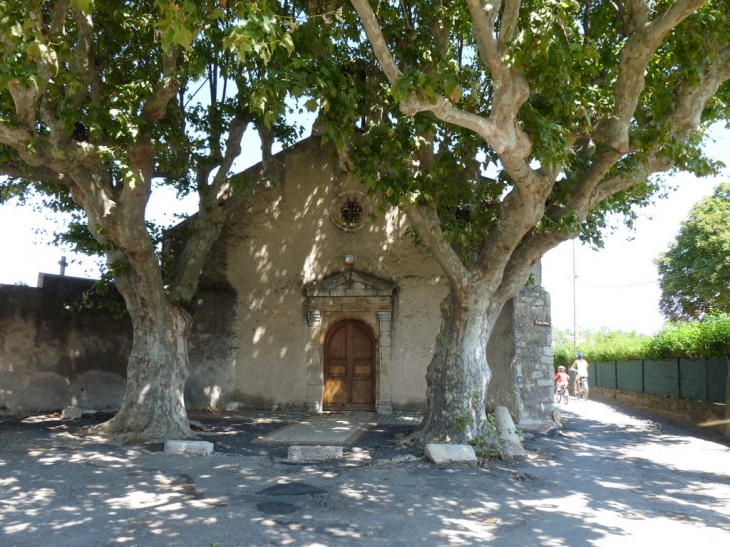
[
  {"x1": 188, "y1": 138, "x2": 554, "y2": 420},
  {"x1": 0, "y1": 275, "x2": 131, "y2": 414},
  {"x1": 189, "y1": 138, "x2": 447, "y2": 411},
  {"x1": 1, "y1": 138, "x2": 554, "y2": 422}
]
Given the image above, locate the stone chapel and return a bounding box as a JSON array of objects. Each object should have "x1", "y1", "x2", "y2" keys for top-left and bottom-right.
[{"x1": 182, "y1": 136, "x2": 556, "y2": 429}]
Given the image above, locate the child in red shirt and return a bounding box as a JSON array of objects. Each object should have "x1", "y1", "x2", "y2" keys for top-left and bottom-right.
[{"x1": 555, "y1": 366, "x2": 570, "y2": 391}]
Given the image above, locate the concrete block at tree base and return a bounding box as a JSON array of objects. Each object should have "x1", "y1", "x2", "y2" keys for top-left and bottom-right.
[
  {"x1": 288, "y1": 445, "x2": 343, "y2": 461},
  {"x1": 424, "y1": 444, "x2": 478, "y2": 464},
  {"x1": 164, "y1": 440, "x2": 214, "y2": 456},
  {"x1": 61, "y1": 406, "x2": 97, "y2": 420},
  {"x1": 494, "y1": 406, "x2": 527, "y2": 457}
]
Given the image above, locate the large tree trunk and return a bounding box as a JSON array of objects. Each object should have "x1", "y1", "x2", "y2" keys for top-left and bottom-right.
[
  {"x1": 410, "y1": 285, "x2": 498, "y2": 445},
  {"x1": 93, "y1": 278, "x2": 195, "y2": 441}
]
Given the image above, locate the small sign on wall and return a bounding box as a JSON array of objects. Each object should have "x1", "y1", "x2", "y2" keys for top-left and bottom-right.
[{"x1": 534, "y1": 319, "x2": 551, "y2": 327}]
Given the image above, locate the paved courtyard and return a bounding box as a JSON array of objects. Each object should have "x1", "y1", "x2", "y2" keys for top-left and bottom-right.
[{"x1": 1, "y1": 399, "x2": 729, "y2": 546}]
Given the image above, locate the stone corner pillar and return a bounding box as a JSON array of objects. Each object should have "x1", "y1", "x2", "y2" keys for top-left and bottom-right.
[
  {"x1": 376, "y1": 311, "x2": 393, "y2": 414},
  {"x1": 513, "y1": 283, "x2": 554, "y2": 427},
  {"x1": 305, "y1": 310, "x2": 323, "y2": 413}
]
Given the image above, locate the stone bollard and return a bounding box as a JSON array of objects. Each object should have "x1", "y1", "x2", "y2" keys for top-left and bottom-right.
[{"x1": 494, "y1": 406, "x2": 527, "y2": 457}]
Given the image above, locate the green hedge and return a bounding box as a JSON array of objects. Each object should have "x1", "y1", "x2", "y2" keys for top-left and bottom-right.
[{"x1": 553, "y1": 314, "x2": 730, "y2": 367}]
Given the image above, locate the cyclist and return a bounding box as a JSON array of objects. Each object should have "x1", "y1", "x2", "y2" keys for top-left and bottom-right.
[
  {"x1": 555, "y1": 366, "x2": 570, "y2": 397},
  {"x1": 570, "y1": 352, "x2": 589, "y2": 394}
]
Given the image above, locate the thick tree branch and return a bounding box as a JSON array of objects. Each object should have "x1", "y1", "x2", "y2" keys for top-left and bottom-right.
[
  {"x1": 0, "y1": 161, "x2": 67, "y2": 185},
  {"x1": 494, "y1": 231, "x2": 565, "y2": 304},
  {"x1": 68, "y1": 9, "x2": 95, "y2": 109},
  {"x1": 166, "y1": 116, "x2": 250, "y2": 303},
  {"x1": 119, "y1": 140, "x2": 155, "y2": 220},
  {"x1": 349, "y1": 0, "x2": 402, "y2": 83},
  {"x1": 475, "y1": 179, "x2": 551, "y2": 279},
  {"x1": 142, "y1": 77, "x2": 179, "y2": 124},
  {"x1": 466, "y1": 0, "x2": 503, "y2": 73},
  {"x1": 647, "y1": 0, "x2": 709, "y2": 38},
  {"x1": 498, "y1": 0, "x2": 521, "y2": 53},
  {"x1": 402, "y1": 200, "x2": 470, "y2": 290},
  {"x1": 625, "y1": 0, "x2": 649, "y2": 28},
  {"x1": 595, "y1": 45, "x2": 730, "y2": 204},
  {"x1": 546, "y1": 148, "x2": 623, "y2": 223},
  {"x1": 351, "y1": 0, "x2": 533, "y2": 167},
  {"x1": 51, "y1": 0, "x2": 72, "y2": 36},
  {"x1": 0, "y1": 123, "x2": 35, "y2": 152},
  {"x1": 7, "y1": 81, "x2": 43, "y2": 131},
  {"x1": 594, "y1": 0, "x2": 709, "y2": 152},
  {"x1": 141, "y1": 46, "x2": 181, "y2": 124}
]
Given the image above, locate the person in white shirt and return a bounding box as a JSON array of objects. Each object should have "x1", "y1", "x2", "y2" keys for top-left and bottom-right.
[{"x1": 570, "y1": 352, "x2": 589, "y2": 394}]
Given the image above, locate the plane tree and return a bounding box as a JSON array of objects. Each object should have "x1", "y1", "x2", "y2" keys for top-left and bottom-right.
[
  {"x1": 0, "y1": 0, "x2": 339, "y2": 440},
  {"x1": 656, "y1": 182, "x2": 730, "y2": 321},
  {"x1": 329, "y1": 0, "x2": 730, "y2": 444}
]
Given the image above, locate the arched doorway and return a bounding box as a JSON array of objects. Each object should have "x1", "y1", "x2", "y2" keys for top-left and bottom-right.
[{"x1": 324, "y1": 320, "x2": 376, "y2": 410}]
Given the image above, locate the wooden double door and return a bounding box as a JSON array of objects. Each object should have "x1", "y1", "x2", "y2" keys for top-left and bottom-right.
[{"x1": 323, "y1": 320, "x2": 376, "y2": 410}]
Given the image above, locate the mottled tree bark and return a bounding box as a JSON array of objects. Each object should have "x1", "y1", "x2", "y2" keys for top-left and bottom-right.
[
  {"x1": 410, "y1": 287, "x2": 498, "y2": 444},
  {"x1": 99, "y1": 296, "x2": 195, "y2": 440}
]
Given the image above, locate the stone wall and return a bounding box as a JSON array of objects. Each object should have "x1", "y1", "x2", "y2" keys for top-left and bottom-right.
[
  {"x1": 0, "y1": 140, "x2": 555, "y2": 421},
  {"x1": 592, "y1": 388, "x2": 729, "y2": 437},
  {"x1": 486, "y1": 264, "x2": 554, "y2": 430},
  {"x1": 0, "y1": 275, "x2": 131, "y2": 414},
  {"x1": 513, "y1": 279, "x2": 554, "y2": 428}
]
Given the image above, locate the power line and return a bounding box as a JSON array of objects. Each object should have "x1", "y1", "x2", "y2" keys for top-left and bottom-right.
[{"x1": 576, "y1": 256, "x2": 730, "y2": 288}]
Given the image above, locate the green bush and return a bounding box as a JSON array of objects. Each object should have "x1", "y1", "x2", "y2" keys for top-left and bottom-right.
[
  {"x1": 553, "y1": 315, "x2": 730, "y2": 366},
  {"x1": 553, "y1": 331, "x2": 651, "y2": 367},
  {"x1": 646, "y1": 314, "x2": 730, "y2": 359}
]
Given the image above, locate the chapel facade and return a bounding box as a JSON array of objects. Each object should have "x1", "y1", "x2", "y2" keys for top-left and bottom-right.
[{"x1": 184, "y1": 137, "x2": 555, "y2": 428}]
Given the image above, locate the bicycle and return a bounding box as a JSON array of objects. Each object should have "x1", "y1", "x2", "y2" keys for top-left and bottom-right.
[
  {"x1": 575, "y1": 377, "x2": 590, "y2": 400},
  {"x1": 554, "y1": 383, "x2": 569, "y2": 405}
]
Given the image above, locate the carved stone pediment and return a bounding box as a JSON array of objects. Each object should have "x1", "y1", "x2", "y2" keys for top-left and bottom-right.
[{"x1": 305, "y1": 270, "x2": 395, "y2": 298}]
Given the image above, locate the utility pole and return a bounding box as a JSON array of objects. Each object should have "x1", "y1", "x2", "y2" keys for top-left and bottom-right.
[
  {"x1": 573, "y1": 239, "x2": 579, "y2": 354},
  {"x1": 58, "y1": 256, "x2": 68, "y2": 276}
]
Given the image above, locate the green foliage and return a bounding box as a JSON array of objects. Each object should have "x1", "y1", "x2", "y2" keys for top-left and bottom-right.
[
  {"x1": 655, "y1": 183, "x2": 730, "y2": 322},
  {"x1": 552, "y1": 341, "x2": 576, "y2": 368},
  {"x1": 334, "y1": 1, "x2": 730, "y2": 269},
  {"x1": 553, "y1": 329, "x2": 651, "y2": 365},
  {"x1": 553, "y1": 316, "x2": 730, "y2": 365},
  {"x1": 646, "y1": 314, "x2": 730, "y2": 359},
  {"x1": 456, "y1": 390, "x2": 482, "y2": 432},
  {"x1": 0, "y1": 0, "x2": 336, "y2": 268}
]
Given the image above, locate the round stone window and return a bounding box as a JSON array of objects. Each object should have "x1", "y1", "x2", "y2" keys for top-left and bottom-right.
[{"x1": 330, "y1": 191, "x2": 371, "y2": 232}]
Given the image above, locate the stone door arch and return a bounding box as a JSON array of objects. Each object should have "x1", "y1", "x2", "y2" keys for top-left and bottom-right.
[{"x1": 304, "y1": 271, "x2": 394, "y2": 413}]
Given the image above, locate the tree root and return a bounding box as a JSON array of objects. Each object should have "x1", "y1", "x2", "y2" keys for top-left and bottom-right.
[{"x1": 88, "y1": 415, "x2": 197, "y2": 444}]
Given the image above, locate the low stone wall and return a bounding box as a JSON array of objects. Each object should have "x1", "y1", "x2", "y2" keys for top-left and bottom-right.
[
  {"x1": 0, "y1": 274, "x2": 131, "y2": 415},
  {"x1": 592, "y1": 387, "x2": 729, "y2": 437}
]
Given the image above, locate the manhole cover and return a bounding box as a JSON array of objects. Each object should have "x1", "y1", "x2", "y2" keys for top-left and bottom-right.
[
  {"x1": 256, "y1": 502, "x2": 299, "y2": 515},
  {"x1": 258, "y1": 483, "x2": 326, "y2": 496}
]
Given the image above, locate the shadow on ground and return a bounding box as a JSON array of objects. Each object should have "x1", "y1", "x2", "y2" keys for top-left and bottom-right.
[{"x1": 1, "y1": 401, "x2": 729, "y2": 546}]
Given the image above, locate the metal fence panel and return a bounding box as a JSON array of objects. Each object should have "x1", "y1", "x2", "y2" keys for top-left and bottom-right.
[
  {"x1": 596, "y1": 361, "x2": 616, "y2": 389},
  {"x1": 707, "y1": 359, "x2": 728, "y2": 404},
  {"x1": 617, "y1": 360, "x2": 643, "y2": 392},
  {"x1": 586, "y1": 364, "x2": 596, "y2": 387},
  {"x1": 644, "y1": 360, "x2": 679, "y2": 398},
  {"x1": 679, "y1": 359, "x2": 707, "y2": 401}
]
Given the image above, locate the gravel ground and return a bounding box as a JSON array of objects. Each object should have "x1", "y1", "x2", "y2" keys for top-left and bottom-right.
[{"x1": 1, "y1": 399, "x2": 729, "y2": 546}]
